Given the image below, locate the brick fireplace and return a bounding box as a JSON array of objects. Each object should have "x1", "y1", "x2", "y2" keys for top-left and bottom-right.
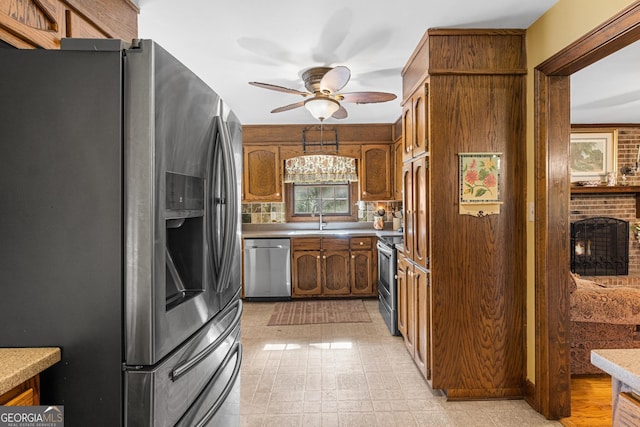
[
  {"x1": 570, "y1": 217, "x2": 629, "y2": 275},
  {"x1": 569, "y1": 127, "x2": 640, "y2": 285}
]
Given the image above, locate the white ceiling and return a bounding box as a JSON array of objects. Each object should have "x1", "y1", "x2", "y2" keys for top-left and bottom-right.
[
  {"x1": 571, "y1": 41, "x2": 640, "y2": 124},
  {"x1": 137, "y1": 0, "x2": 638, "y2": 126}
]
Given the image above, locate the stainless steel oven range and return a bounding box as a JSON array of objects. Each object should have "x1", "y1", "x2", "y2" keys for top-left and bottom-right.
[{"x1": 377, "y1": 235, "x2": 403, "y2": 336}]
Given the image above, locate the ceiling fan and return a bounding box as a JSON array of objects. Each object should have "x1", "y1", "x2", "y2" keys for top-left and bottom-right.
[{"x1": 249, "y1": 66, "x2": 397, "y2": 121}]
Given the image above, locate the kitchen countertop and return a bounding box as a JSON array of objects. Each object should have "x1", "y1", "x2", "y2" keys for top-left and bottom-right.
[
  {"x1": 591, "y1": 349, "x2": 640, "y2": 391},
  {"x1": 243, "y1": 228, "x2": 403, "y2": 238},
  {"x1": 0, "y1": 348, "x2": 61, "y2": 395}
]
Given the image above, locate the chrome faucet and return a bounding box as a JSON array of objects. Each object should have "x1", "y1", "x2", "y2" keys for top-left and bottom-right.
[
  {"x1": 312, "y1": 203, "x2": 327, "y2": 231},
  {"x1": 319, "y1": 210, "x2": 327, "y2": 231}
]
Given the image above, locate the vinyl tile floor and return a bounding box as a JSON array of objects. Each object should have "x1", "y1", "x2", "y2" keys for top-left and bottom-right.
[{"x1": 240, "y1": 299, "x2": 561, "y2": 427}]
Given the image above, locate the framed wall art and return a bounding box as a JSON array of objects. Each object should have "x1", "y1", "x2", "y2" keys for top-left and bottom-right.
[
  {"x1": 570, "y1": 128, "x2": 617, "y2": 184},
  {"x1": 458, "y1": 152, "x2": 502, "y2": 217}
]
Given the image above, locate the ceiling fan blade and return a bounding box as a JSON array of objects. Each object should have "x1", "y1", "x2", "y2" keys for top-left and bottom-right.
[
  {"x1": 320, "y1": 66, "x2": 351, "y2": 94},
  {"x1": 332, "y1": 105, "x2": 348, "y2": 119},
  {"x1": 340, "y1": 91, "x2": 397, "y2": 104},
  {"x1": 271, "y1": 101, "x2": 305, "y2": 113},
  {"x1": 249, "y1": 81, "x2": 309, "y2": 97}
]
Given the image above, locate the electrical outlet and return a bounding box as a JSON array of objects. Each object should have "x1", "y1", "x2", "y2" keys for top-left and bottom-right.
[{"x1": 528, "y1": 202, "x2": 535, "y2": 222}]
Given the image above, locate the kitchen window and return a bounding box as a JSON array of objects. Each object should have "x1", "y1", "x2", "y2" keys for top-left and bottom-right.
[{"x1": 285, "y1": 183, "x2": 357, "y2": 222}]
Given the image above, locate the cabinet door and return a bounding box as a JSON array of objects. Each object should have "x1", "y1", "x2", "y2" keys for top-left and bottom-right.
[
  {"x1": 396, "y1": 254, "x2": 408, "y2": 339},
  {"x1": 402, "y1": 162, "x2": 414, "y2": 260},
  {"x1": 413, "y1": 156, "x2": 429, "y2": 269},
  {"x1": 401, "y1": 102, "x2": 413, "y2": 162},
  {"x1": 413, "y1": 266, "x2": 430, "y2": 380},
  {"x1": 322, "y1": 250, "x2": 350, "y2": 295},
  {"x1": 292, "y1": 251, "x2": 322, "y2": 297},
  {"x1": 243, "y1": 146, "x2": 281, "y2": 202},
  {"x1": 361, "y1": 145, "x2": 392, "y2": 201},
  {"x1": 0, "y1": 0, "x2": 137, "y2": 49},
  {"x1": 412, "y1": 84, "x2": 428, "y2": 157},
  {"x1": 393, "y1": 139, "x2": 403, "y2": 201},
  {"x1": 404, "y1": 265, "x2": 416, "y2": 357},
  {"x1": 350, "y1": 250, "x2": 374, "y2": 295}
]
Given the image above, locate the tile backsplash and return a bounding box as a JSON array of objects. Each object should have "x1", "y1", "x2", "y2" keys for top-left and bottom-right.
[
  {"x1": 241, "y1": 201, "x2": 403, "y2": 224},
  {"x1": 241, "y1": 203, "x2": 285, "y2": 224}
]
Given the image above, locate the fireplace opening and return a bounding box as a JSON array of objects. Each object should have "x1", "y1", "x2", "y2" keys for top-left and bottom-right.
[{"x1": 570, "y1": 217, "x2": 629, "y2": 276}]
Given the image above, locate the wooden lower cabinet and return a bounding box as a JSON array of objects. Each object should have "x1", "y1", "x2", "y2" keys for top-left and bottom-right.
[
  {"x1": 291, "y1": 250, "x2": 322, "y2": 296},
  {"x1": 322, "y1": 238, "x2": 351, "y2": 295},
  {"x1": 350, "y1": 237, "x2": 376, "y2": 295},
  {"x1": 0, "y1": 376, "x2": 39, "y2": 406},
  {"x1": 397, "y1": 251, "x2": 431, "y2": 381},
  {"x1": 291, "y1": 236, "x2": 377, "y2": 297}
]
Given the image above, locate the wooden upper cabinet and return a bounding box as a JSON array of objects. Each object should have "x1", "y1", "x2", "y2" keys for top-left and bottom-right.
[
  {"x1": 243, "y1": 146, "x2": 282, "y2": 202},
  {"x1": 402, "y1": 83, "x2": 429, "y2": 161},
  {"x1": 412, "y1": 156, "x2": 429, "y2": 269},
  {"x1": 394, "y1": 140, "x2": 403, "y2": 201},
  {"x1": 0, "y1": 0, "x2": 138, "y2": 49},
  {"x1": 360, "y1": 144, "x2": 392, "y2": 201},
  {"x1": 412, "y1": 83, "x2": 429, "y2": 157},
  {"x1": 401, "y1": 103, "x2": 414, "y2": 162},
  {"x1": 393, "y1": 117, "x2": 403, "y2": 201},
  {"x1": 402, "y1": 161, "x2": 414, "y2": 260}
]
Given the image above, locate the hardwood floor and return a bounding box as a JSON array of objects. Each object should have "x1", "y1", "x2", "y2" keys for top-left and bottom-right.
[{"x1": 561, "y1": 375, "x2": 612, "y2": 427}]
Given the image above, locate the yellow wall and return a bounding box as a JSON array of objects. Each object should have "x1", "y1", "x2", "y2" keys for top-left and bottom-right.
[{"x1": 525, "y1": 0, "x2": 637, "y2": 381}]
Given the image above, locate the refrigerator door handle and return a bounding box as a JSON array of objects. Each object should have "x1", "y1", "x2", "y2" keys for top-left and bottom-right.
[
  {"x1": 170, "y1": 299, "x2": 242, "y2": 381},
  {"x1": 206, "y1": 114, "x2": 237, "y2": 290},
  {"x1": 208, "y1": 114, "x2": 237, "y2": 290}
]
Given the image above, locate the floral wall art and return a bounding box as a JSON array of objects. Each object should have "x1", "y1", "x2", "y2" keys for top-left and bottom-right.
[{"x1": 459, "y1": 152, "x2": 502, "y2": 216}]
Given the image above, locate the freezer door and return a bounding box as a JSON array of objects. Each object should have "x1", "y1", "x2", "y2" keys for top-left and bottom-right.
[{"x1": 125, "y1": 298, "x2": 242, "y2": 427}]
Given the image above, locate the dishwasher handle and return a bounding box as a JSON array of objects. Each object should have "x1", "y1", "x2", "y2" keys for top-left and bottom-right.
[{"x1": 247, "y1": 245, "x2": 286, "y2": 249}]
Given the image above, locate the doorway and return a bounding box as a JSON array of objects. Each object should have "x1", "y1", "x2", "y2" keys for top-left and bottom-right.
[{"x1": 533, "y1": 3, "x2": 640, "y2": 419}]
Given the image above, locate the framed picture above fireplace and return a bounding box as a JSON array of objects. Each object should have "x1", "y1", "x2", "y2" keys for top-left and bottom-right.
[{"x1": 570, "y1": 128, "x2": 618, "y2": 183}]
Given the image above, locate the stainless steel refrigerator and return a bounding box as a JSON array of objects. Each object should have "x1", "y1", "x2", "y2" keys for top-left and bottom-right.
[{"x1": 0, "y1": 39, "x2": 243, "y2": 426}]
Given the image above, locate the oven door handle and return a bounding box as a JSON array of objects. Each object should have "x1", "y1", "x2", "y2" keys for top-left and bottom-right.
[{"x1": 376, "y1": 241, "x2": 393, "y2": 257}]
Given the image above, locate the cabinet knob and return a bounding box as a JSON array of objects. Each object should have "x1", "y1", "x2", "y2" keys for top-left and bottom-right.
[
  {"x1": 362, "y1": 191, "x2": 367, "y2": 196},
  {"x1": 317, "y1": 255, "x2": 320, "y2": 259},
  {"x1": 359, "y1": 242, "x2": 364, "y2": 246},
  {"x1": 352, "y1": 255, "x2": 355, "y2": 259},
  {"x1": 276, "y1": 192, "x2": 280, "y2": 196},
  {"x1": 323, "y1": 255, "x2": 326, "y2": 259}
]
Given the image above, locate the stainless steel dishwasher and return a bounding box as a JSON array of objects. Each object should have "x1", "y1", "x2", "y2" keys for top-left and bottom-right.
[{"x1": 243, "y1": 238, "x2": 291, "y2": 300}]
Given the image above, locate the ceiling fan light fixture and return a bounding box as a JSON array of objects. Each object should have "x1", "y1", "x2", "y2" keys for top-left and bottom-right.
[{"x1": 304, "y1": 97, "x2": 339, "y2": 121}]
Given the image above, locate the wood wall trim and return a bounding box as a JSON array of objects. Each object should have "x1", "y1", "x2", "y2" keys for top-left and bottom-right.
[
  {"x1": 534, "y1": 71, "x2": 572, "y2": 419},
  {"x1": 537, "y1": 2, "x2": 640, "y2": 76},
  {"x1": 533, "y1": 1, "x2": 640, "y2": 420},
  {"x1": 242, "y1": 123, "x2": 393, "y2": 144}
]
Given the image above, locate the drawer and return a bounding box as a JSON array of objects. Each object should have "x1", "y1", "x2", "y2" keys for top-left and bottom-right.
[
  {"x1": 322, "y1": 237, "x2": 350, "y2": 250},
  {"x1": 615, "y1": 392, "x2": 640, "y2": 426},
  {"x1": 291, "y1": 237, "x2": 320, "y2": 251},
  {"x1": 350, "y1": 237, "x2": 372, "y2": 250}
]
